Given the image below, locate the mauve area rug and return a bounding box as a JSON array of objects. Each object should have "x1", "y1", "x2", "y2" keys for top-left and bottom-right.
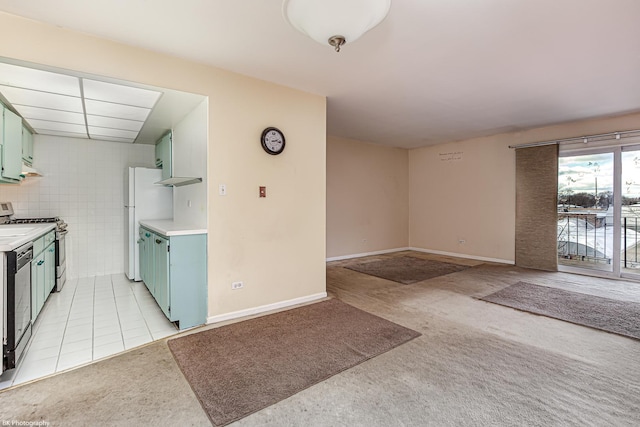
[
  {"x1": 345, "y1": 256, "x2": 471, "y2": 284},
  {"x1": 481, "y1": 281, "x2": 640, "y2": 340},
  {"x1": 167, "y1": 299, "x2": 420, "y2": 426}
]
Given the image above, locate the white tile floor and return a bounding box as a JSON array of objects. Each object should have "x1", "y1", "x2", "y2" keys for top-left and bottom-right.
[{"x1": 1, "y1": 274, "x2": 178, "y2": 389}]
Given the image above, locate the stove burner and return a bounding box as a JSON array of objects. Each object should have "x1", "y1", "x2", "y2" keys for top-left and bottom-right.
[
  {"x1": 9, "y1": 217, "x2": 60, "y2": 224},
  {"x1": 5, "y1": 217, "x2": 67, "y2": 232}
]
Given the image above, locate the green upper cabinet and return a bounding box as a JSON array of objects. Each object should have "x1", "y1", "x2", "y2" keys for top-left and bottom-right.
[
  {"x1": 155, "y1": 131, "x2": 172, "y2": 181},
  {"x1": 22, "y1": 125, "x2": 34, "y2": 166},
  {"x1": 1, "y1": 106, "x2": 24, "y2": 183}
]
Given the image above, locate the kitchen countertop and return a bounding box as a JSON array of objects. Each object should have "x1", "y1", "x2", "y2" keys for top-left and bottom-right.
[
  {"x1": 139, "y1": 220, "x2": 207, "y2": 237},
  {"x1": 0, "y1": 223, "x2": 56, "y2": 252}
]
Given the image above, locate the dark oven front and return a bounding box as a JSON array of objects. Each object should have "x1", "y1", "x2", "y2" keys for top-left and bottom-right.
[{"x1": 3, "y1": 242, "x2": 33, "y2": 372}]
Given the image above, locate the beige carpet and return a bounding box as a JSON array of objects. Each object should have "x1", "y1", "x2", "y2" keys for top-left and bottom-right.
[
  {"x1": 167, "y1": 299, "x2": 420, "y2": 426},
  {"x1": 345, "y1": 256, "x2": 470, "y2": 284},
  {"x1": 480, "y1": 281, "x2": 640, "y2": 340}
]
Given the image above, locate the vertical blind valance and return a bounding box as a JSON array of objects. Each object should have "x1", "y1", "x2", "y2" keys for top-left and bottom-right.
[{"x1": 515, "y1": 144, "x2": 559, "y2": 271}]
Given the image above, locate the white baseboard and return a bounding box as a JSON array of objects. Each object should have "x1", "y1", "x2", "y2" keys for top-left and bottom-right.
[
  {"x1": 326, "y1": 247, "x2": 411, "y2": 262},
  {"x1": 408, "y1": 247, "x2": 514, "y2": 265},
  {"x1": 207, "y1": 292, "x2": 328, "y2": 324}
]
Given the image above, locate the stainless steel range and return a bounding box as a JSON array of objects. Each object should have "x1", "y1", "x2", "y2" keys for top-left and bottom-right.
[{"x1": 0, "y1": 203, "x2": 68, "y2": 291}]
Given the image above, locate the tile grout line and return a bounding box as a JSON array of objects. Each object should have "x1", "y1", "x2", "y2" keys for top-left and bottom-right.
[
  {"x1": 91, "y1": 276, "x2": 96, "y2": 362},
  {"x1": 112, "y1": 274, "x2": 127, "y2": 351},
  {"x1": 54, "y1": 279, "x2": 79, "y2": 372},
  {"x1": 130, "y1": 279, "x2": 156, "y2": 340},
  {"x1": 10, "y1": 284, "x2": 71, "y2": 386}
]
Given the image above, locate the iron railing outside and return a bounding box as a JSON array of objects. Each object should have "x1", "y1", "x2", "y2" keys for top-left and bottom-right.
[{"x1": 557, "y1": 212, "x2": 640, "y2": 269}]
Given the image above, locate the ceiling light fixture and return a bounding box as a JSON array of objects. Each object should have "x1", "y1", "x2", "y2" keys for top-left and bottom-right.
[{"x1": 283, "y1": 0, "x2": 391, "y2": 52}]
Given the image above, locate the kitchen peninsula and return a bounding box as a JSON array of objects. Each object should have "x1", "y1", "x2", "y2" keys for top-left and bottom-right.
[{"x1": 138, "y1": 220, "x2": 207, "y2": 330}]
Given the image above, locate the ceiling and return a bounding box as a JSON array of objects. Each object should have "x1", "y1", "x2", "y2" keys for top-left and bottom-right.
[
  {"x1": 0, "y1": 61, "x2": 162, "y2": 143},
  {"x1": 0, "y1": 58, "x2": 206, "y2": 145},
  {"x1": 1, "y1": 0, "x2": 640, "y2": 148}
]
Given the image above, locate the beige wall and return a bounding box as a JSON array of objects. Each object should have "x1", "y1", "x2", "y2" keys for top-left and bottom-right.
[
  {"x1": 409, "y1": 137, "x2": 515, "y2": 262},
  {"x1": 409, "y1": 111, "x2": 640, "y2": 263},
  {"x1": 327, "y1": 136, "x2": 408, "y2": 258},
  {"x1": 0, "y1": 12, "x2": 326, "y2": 319}
]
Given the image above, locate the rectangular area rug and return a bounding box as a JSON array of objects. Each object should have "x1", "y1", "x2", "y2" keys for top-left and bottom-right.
[
  {"x1": 167, "y1": 299, "x2": 420, "y2": 426},
  {"x1": 480, "y1": 281, "x2": 640, "y2": 340},
  {"x1": 345, "y1": 255, "x2": 470, "y2": 284}
]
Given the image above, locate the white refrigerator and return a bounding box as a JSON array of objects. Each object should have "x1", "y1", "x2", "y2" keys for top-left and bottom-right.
[{"x1": 125, "y1": 167, "x2": 173, "y2": 281}]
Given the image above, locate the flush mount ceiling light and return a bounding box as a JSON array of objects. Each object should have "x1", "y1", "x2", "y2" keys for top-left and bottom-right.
[{"x1": 283, "y1": 0, "x2": 391, "y2": 52}]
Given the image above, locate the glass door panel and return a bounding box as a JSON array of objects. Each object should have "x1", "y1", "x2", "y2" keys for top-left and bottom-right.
[
  {"x1": 621, "y1": 149, "x2": 640, "y2": 275},
  {"x1": 558, "y1": 152, "x2": 614, "y2": 272}
]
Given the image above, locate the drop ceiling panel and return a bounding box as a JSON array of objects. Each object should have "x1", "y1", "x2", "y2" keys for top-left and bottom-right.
[
  {"x1": 92, "y1": 135, "x2": 136, "y2": 143},
  {"x1": 28, "y1": 119, "x2": 86, "y2": 134},
  {"x1": 0, "y1": 58, "x2": 204, "y2": 145},
  {"x1": 0, "y1": 85, "x2": 83, "y2": 112},
  {"x1": 86, "y1": 114, "x2": 143, "y2": 131},
  {"x1": 84, "y1": 99, "x2": 151, "y2": 121},
  {"x1": 34, "y1": 129, "x2": 88, "y2": 139},
  {"x1": 0, "y1": 62, "x2": 80, "y2": 96},
  {"x1": 15, "y1": 105, "x2": 85, "y2": 124},
  {"x1": 83, "y1": 79, "x2": 161, "y2": 108},
  {"x1": 88, "y1": 126, "x2": 138, "y2": 139}
]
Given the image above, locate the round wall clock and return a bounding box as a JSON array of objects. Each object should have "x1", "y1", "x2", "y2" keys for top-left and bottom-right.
[{"x1": 261, "y1": 127, "x2": 286, "y2": 155}]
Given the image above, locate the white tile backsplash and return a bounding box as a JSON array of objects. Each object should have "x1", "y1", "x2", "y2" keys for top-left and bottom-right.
[{"x1": 0, "y1": 135, "x2": 156, "y2": 279}]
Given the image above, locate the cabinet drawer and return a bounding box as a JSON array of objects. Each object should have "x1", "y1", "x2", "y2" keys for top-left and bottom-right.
[
  {"x1": 33, "y1": 235, "x2": 45, "y2": 256},
  {"x1": 45, "y1": 230, "x2": 56, "y2": 246}
]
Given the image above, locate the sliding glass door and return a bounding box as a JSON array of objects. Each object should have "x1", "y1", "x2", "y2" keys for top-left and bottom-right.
[
  {"x1": 558, "y1": 145, "x2": 640, "y2": 278},
  {"x1": 621, "y1": 147, "x2": 640, "y2": 276},
  {"x1": 558, "y1": 151, "x2": 614, "y2": 273}
]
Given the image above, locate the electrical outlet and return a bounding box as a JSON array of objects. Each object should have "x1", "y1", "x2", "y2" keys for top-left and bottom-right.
[
  {"x1": 231, "y1": 281, "x2": 244, "y2": 290},
  {"x1": 458, "y1": 239, "x2": 466, "y2": 244}
]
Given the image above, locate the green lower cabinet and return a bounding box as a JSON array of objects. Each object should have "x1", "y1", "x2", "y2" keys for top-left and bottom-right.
[
  {"x1": 140, "y1": 226, "x2": 207, "y2": 330},
  {"x1": 31, "y1": 252, "x2": 46, "y2": 320},
  {"x1": 153, "y1": 235, "x2": 170, "y2": 318},
  {"x1": 31, "y1": 231, "x2": 57, "y2": 322},
  {"x1": 45, "y1": 243, "x2": 56, "y2": 294},
  {"x1": 139, "y1": 228, "x2": 154, "y2": 294}
]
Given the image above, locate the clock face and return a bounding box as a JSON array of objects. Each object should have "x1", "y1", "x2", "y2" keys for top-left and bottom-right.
[{"x1": 261, "y1": 127, "x2": 285, "y2": 155}]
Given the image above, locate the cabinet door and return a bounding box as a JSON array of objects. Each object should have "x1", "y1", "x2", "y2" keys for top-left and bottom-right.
[
  {"x1": 45, "y1": 243, "x2": 56, "y2": 294},
  {"x1": 2, "y1": 108, "x2": 23, "y2": 181},
  {"x1": 154, "y1": 136, "x2": 163, "y2": 168},
  {"x1": 22, "y1": 126, "x2": 34, "y2": 166},
  {"x1": 155, "y1": 132, "x2": 172, "y2": 181},
  {"x1": 31, "y1": 259, "x2": 38, "y2": 321},
  {"x1": 32, "y1": 252, "x2": 46, "y2": 319},
  {"x1": 153, "y1": 234, "x2": 170, "y2": 319},
  {"x1": 139, "y1": 228, "x2": 153, "y2": 293}
]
